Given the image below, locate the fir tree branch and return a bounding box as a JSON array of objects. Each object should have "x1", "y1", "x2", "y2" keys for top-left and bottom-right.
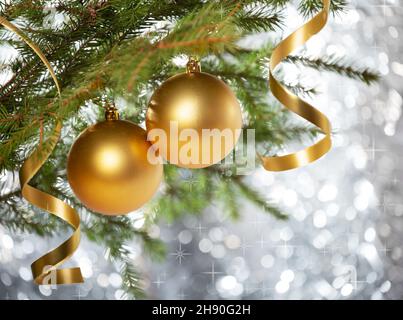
[
  {"x1": 234, "y1": 178, "x2": 287, "y2": 220},
  {"x1": 285, "y1": 55, "x2": 380, "y2": 85},
  {"x1": 235, "y1": 6, "x2": 283, "y2": 32},
  {"x1": 283, "y1": 82, "x2": 318, "y2": 97},
  {"x1": 120, "y1": 257, "x2": 146, "y2": 299},
  {"x1": 298, "y1": 0, "x2": 348, "y2": 17},
  {"x1": 0, "y1": 206, "x2": 61, "y2": 236},
  {"x1": 215, "y1": 178, "x2": 242, "y2": 220},
  {"x1": 0, "y1": 189, "x2": 20, "y2": 202}
]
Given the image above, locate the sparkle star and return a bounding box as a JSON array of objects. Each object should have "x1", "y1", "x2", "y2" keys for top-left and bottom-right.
[
  {"x1": 193, "y1": 222, "x2": 207, "y2": 235},
  {"x1": 272, "y1": 240, "x2": 300, "y2": 257},
  {"x1": 370, "y1": 0, "x2": 401, "y2": 17},
  {"x1": 152, "y1": 275, "x2": 165, "y2": 288},
  {"x1": 73, "y1": 288, "x2": 84, "y2": 300},
  {"x1": 363, "y1": 137, "x2": 386, "y2": 161},
  {"x1": 256, "y1": 233, "x2": 269, "y2": 248},
  {"x1": 177, "y1": 289, "x2": 188, "y2": 300},
  {"x1": 380, "y1": 242, "x2": 392, "y2": 255},
  {"x1": 240, "y1": 237, "x2": 253, "y2": 256},
  {"x1": 377, "y1": 194, "x2": 398, "y2": 214},
  {"x1": 170, "y1": 242, "x2": 191, "y2": 264},
  {"x1": 202, "y1": 262, "x2": 223, "y2": 286},
  {"x1": 249, "y1": 213, "x2": 267, "y2": 229}
]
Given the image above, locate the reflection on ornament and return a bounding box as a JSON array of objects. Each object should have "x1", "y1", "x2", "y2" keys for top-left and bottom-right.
[
  {"x1": 146, "y1": 58, "x2": 243, "y2": 169},
  {"x1": 67, "y1": 106, "x2": 163, "y2": 215},
  {"x1": 98, "y1": 147, "x2": 124, "y2": 173}
]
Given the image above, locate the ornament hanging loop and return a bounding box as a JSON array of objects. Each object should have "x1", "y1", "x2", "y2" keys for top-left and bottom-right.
[
  {"x1": 186, "y1": 57, "x2": 201, "y2": 73},
  {"x1": 105, "y1": 104, "x2": 119, "y2": 121}
]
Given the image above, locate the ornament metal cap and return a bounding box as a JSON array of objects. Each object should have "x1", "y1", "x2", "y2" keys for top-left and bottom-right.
[
  {"x1": 105, "y1": 104, "x2": 119, "y2": 121},
  {"x1": 186, "y1": 57, "x2": 201, "y2": 73}
]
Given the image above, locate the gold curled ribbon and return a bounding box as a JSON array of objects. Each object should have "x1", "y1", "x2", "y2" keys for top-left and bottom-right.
[
  {"x1": 261, "y1": 0, "x2": 332, "y2": 171},
  {"x1": 0, "y1": 17, "x2": 83, "y2": 285}
]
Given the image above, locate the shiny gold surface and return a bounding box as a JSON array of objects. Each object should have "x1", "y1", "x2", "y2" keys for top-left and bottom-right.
[
  {"x1": 67, "y1": 120, "x2": 163, "y2": 215},
  {"x1": 261, "y1": 0, "x2": 332, "y2": 171},
  {"x1": 20, "y1": 122, "x2": 84, "y2": 285},
  {"x1": 146, "y1": 69, "x2": 242, "y2": 168},
  {"x1": 1, "y1": 17, "x2": 83, "y2": 285}
]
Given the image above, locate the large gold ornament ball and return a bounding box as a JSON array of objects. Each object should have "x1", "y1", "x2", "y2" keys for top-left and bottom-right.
[
  {"x1": 67, "y1": 120, "x2": 163, "y2": 215},
  {"x1": 146, "y1": 70, "x2": 242, "y2": 169}
]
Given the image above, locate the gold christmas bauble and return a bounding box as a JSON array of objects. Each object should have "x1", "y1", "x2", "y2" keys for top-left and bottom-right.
[
  {"x1": 67, "y1": 110, "x2": 163, "y2": 215},
  {"x1": 146, "y1": 59, "x2": 242, "y2": 169}
]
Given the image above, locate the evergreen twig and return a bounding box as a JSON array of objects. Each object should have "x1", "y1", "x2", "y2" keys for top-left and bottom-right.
[{"x1": 286, "y1": 55, "x2": 380, "y2": 85}]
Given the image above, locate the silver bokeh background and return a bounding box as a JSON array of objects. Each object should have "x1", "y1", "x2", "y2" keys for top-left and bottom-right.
[{"x1": 1, "y1": 0, "x2": 403, "y2": 300}]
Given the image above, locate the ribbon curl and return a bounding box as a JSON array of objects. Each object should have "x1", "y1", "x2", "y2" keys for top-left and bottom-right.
[
  {"x1": 261, "y1": 0, "x2": 332, "y2": 171},
  {"x1": 0, "y1": 17, "x2": 83, "y2": 285}
]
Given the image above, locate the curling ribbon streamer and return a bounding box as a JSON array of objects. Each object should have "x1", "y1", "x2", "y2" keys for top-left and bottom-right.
[
  {"x1": 0, "y1": 17, "x2": 83, "y2": 285},
  {"x1": 261, "y1": 0, "x2": 332, "y2": 171}
]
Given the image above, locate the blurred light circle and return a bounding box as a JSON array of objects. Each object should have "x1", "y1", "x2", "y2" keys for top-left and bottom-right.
[
  {"x1": 281, "y1": 270, "x2": 295, "y2": 283},
  {"x1": 109, "y1": 273, "x2": 122, "y2": 288},
  {"x1": 318, "y1": 184, "x2": 338, "y2": 202},
  {"x1": 364, "y1": 227, "x2": 376, "y2": 242},
  {"x1": 178, "y1": 230, "x2": 192, "y2": 244},
  {"x1": 97, "y1": 273, "x2": 110, "y2": 287},
  {"x1": 199, "y1": 238, "x2": 213, "y2": 253},
  {"x1": 211, "y1": 245, "x2": 226, "y2": 259},
  {"x1": 218, "y1": 275, "x2": 237, "y2": 290},
  {"x1": 209, "y1": 227, "x2": 224, "y2": 242},
  {"x1": 21, "y1": 240, "x2": 34, "y2": 254},
  {"x1": 275, "y1": 281, "x2": 289, "y2": 294},
  {"x1": 224, "y1": 234, "x2": 241, "y2": 249},
  {"x1": 261, "y1": 255, "x2": 274, "y2": 269},
  {"x1": 18, "y1": 267, "x2": 32, "y2": 281},
  {"x1": 79, "y1": 257, "x2": 93, "y2": 278},
  {"x1": 1, "y1": 272, "x2": 12, "y2": 286},
  {"x1": 148, "y1": 225, "x2": 161, "y2": 239},
  {"x1": 2, "y1": 234, "x2": 14, "y2": 249},
  {"x1": 114, "y1": 289, "x2": 125, "y2": 300},
  {"x1": 313, "y1": 210, "x2": 327, "y2": 228},
  {"x1": 341, "y1": 283, "x2": 353, "y2": 297}
]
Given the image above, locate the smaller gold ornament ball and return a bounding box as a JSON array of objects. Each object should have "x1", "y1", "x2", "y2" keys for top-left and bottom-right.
[
  {"x1": 146, "y1": 59, "x2": 242, "y2": 169},
  {"x1": 67, "y1": 114, "x2": 163, "y2": 215}
]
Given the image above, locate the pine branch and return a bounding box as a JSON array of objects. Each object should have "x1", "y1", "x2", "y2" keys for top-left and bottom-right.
[
  {"x1": 0, "y1": 205, "x2": 62, "y2": 236},
  {"x1": 286, "y1": 55, "x2": 380, "y2": 85},
  {"x1": 215, "y1": 178, "x2": 242, "y2": 219},
  {"x1": 234, "y1": 178, "x2": 287, "y2": 220},
  {"x1": 239, "y1": 0, "x2": 289, "y2": 7},
  {"x1": 120, "y1": 257, "x2": 146, "y2": 299},
  {"x1": 0, "y1": 189, "x2": 20, "y2": 202},
  {"x1": 0, "y1": 174, "x2": 66, "y2": 236},
  {"x1": 298, "y1": 0, "x2": 348, "y2": 17},
  {"x1": 283, "y1": 82, "x2": 318, "y2": 97},
  {"x1": 136, "y1": 229, "x2": 166, "y2": 262},
  {"x1": 235, "y1": 6, "x2": 283, "y2": 32}
]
